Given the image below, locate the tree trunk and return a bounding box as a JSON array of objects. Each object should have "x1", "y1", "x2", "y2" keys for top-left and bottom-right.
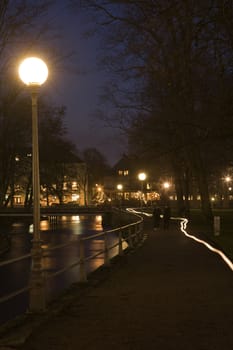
[
  {"x1": 172, "y1": 157, "x2": 185, "y2": 216},
  {"x1": 192, "y1": 146, "x2": 213, "y2": 224}
]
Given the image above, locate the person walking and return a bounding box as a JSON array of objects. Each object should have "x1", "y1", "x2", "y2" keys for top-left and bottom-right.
[
  {"x1": 153, "y1": 206, "x2": 161, "y2": 230},
  {"x1": 163, "y1": 205, "x2": 171, "y2": 230}
]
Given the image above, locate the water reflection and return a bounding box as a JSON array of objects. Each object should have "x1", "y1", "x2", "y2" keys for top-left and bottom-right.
[
  {"x1": 0, "y1": 214, "x2": 126, "y2": 324},
  {"x1": 24, "y1": 214, "x2": 103, "y2": 237},
  {"x1": 40, "y1": 220, "x2": 49, "y2": 231}
]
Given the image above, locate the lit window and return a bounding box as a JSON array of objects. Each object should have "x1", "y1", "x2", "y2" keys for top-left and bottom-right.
[
  {"x1": 72, "y1": 194, "x2": 79, "y2": 201},
  {"x1": 118, "y1": 170, "x2": 123, "y2": 175},
  {"x1": 124, "y1": 170, "x2": 129, "y2": 176},
  {"x1": 63, "y1": 182, "x2": 67, "y2": 190},
  {"x1": 14, "y1": 196, "x2": 21, "y2": 204},
  {"x1": 72, "y1": 181, "x2": 77, "y2": 190}
]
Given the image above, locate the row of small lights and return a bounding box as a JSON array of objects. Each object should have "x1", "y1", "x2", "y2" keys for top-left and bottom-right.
[
  {"x1": 97, "y1": 176, "x2": 231, "y2": 193},
  {"x1": 116, "y1": 182, "x2": 171, "y2": 190},
  {"x1": 97, "y1": 176, "x2": 171, "y2": 193}
]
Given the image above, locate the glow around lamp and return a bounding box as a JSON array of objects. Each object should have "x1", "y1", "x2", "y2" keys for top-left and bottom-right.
[
  {"x1": 138, "y1": 172, "x2": 146, "y2": 181},
  {"x1": 19, "y1": 57, "x2": 48, "y2": 86}
]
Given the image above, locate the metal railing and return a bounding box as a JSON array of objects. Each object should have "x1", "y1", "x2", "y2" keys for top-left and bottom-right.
[{"x1": 0, "y1": 210, "x2": 144, "y2": 314}]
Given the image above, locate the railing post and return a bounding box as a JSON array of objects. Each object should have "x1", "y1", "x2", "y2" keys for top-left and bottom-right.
[
  {"x1": 137, "y1": 224, "x2": 141, "y2": 241},
  {"x1": 29, "y1": 240, "x2": 46, "y2": 312},
  {"x1": 104, "y1": 232, "x2": 110, "y2": 266},
  {"x1": 134, "y1": 225, "x2": 139, "y2": 245},
  {"x1": 141, "y1": 222, "x2": 144, "y2": 239},
  {"x1": 79, "y1": 238, "x2": 87, "y2": 282},
  {"x1": 128, "y1": 227, "x2": 133, "y2": 249},
  {"x1": 118, "y1": 230, "x2": 123, "y2": 256}
]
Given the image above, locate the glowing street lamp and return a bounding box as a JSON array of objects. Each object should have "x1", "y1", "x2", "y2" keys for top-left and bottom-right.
[
  {"x1": 138, "y1": 172, "x2": 147, "y2": 209},
  {"x1": 117, "y1": 184, "x2": 123, "y2": 191},
  {"x1": 224, "y1": 176, "x2": 231, "y2": 183},
  {"x1": 163, "y1": 181, "x2": 170, "y2": 189},
  {"x1": 138, "y1": 172, "x2": 146, "y2": 182},
  {"x1": 19, "y1": 57, "x2": 48, "y2": 312},
  {"x1": 116, "y1": 184, "x2": 123, "y2": 207}
]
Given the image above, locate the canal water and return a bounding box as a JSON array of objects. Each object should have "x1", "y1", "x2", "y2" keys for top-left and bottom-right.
[{"x1": 0, "y1": 214, "x2": 123, "y2": 325}]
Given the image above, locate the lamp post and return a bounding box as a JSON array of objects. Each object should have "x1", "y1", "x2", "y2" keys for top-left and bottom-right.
[
  {"x1": 19, "y1": 57, "x2": 48, "y2": 312},
  {"x1": 138, "y1": 172, "x2": 146, "y2": 209},
  {"x1": 162, "y1": 181, "x2": 171, "y2": 206},
  {"x1": 117, "y1": 184, "x2": 123, "y2": 208},
  {"x1": 223, "y1": 176, "x2": 231, "y2": 208}
]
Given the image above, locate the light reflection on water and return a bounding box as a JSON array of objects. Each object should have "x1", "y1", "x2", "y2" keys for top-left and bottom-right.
[
  {"x1": 56, "y1": 214, "x2": 103, "y2": 236},
  {"x1": 0, "y1": 214, "x2": 106, "y2": 261},
  {"x1": 25, "y1": 214, "x2": 104, "y2": 237},
  {"x1": 0, "y1": 214, "x2": 127, "y2": 324},
  {"x1": 1, "y1": 214, "x2": 107, "y2": 294}
]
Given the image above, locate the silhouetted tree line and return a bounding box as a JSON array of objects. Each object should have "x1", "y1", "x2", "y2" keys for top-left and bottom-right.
[
  {"x1": 74, "y1": 0, "x2": 233, "y2": 223},
  {"x1": 0, "y1": 1, "x2": 109, "y2": 207}
]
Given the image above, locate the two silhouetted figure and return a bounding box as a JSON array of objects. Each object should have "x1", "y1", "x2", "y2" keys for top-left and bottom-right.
[
  {"x1": 153, "y1": 205, "x2": 171, "y2": 230},
  {"x1": 163, "y1": 205, "x2": 171, "y2": 230},
  {"x1": 153, "y1": 206, "x2": 162, "y2": 230}
]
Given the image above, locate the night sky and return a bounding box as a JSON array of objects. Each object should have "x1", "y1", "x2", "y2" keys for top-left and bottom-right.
[{"x1": 44, "y1": 1, "x2": 126, "y2": 166}]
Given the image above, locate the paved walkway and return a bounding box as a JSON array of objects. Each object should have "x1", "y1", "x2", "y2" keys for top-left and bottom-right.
[{"x1": 1, "y1": 219, "x2": 233, "y2": 349}]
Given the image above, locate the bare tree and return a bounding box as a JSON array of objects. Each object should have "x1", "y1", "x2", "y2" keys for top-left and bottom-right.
[
  {"x1": 71, "y1": 0, "x2": 233, "y2": 223},
  {"x1": 0, "y1": 1, "x2": 77, "y2": 207}
]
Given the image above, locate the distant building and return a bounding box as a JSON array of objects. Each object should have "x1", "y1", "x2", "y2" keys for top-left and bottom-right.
[
  {"x1": 103, "y1": 154, "x2": 160, "y2": 206},
  {"x1": 7, "y1": 152, "x2": 88, "y2": 207}
]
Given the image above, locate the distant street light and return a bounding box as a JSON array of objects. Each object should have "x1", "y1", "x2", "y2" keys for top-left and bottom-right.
[
  {"x1": 224, "y1": 176, "x2": 231, "y2": 185},
  {"x1": 138, "y1": 172, "x2": 147, "y2": 209},
  {"x1": 117, "y1": 184, "x2": 123, "y2": 191},
  {"x1": 163, "y1": 181, "x2": 170, "y2": 189},
  {"x1": 223, "y1": 176, "x2": 231, "y2": 208},
  {"x1": 19, "y1": 57, "x2": 48, "y2": 312}
]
